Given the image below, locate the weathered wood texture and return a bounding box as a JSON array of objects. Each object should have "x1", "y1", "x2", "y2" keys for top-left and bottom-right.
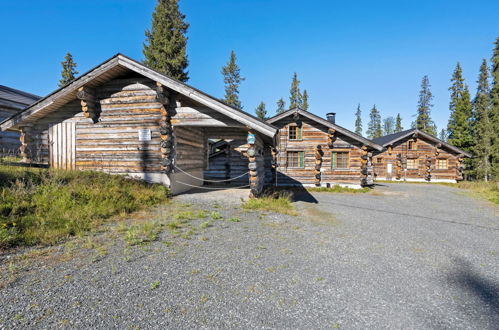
[
  {"x1": 373, "y1": 136, "x2": 462, "y2": 181},
  {"x1": 205, "y1": 138, "x2": 250, "y2": 185},
  {"x1": 274, "y1": 117, "x2": 369, "y2": 185},
  {"x1": 0, "y1": 110, "x2": 21, "y2": 153}
]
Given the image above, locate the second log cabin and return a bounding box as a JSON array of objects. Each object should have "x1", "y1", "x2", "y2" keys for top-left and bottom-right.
[{"x1": 267, "y1": 108, "x2": 383, "y2": 188}]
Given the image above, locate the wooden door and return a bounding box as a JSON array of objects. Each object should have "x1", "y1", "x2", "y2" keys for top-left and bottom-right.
[
  {"x1": 386, "y1": 163, "x2": 393, "y2": 180},
  {"x1": 49, "y1": 122, "x2": 76, "y2": 170}
]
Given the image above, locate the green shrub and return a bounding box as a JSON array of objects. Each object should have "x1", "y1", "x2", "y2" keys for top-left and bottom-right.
[{"x1": 0, "y1": 166, "x2": 169, "y2": 247}]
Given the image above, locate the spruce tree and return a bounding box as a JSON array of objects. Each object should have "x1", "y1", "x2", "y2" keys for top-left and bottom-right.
[
  {"x1": 354, "y1": 104, "x2": 362, "y2": 136},
  {"x1": 447, "y1": 63, "x2": 474, "y2": 176},
  {"x1": 255, "y1": 102, "x2": 267, "y2": 120},
  {"x1": 302, "y1": 90, "x2": 309, "y2": 111},
  {"x1": 490, "y1": 37, "x2": 499, "y2": 178},
  {"x1": 473, "y1": 59, "x2": 492, "y2": 180},
  {"x1": 439, "y1": 129, "x2": 447, "y2": 142},
  {"x1": 366, "y1": 105, "x2": 382, "y2": 139},
  {"x1": 395, "y1": 113, "x2": 403, "y2": 132},
  {"x1": 143, "y1": 0, "x2": 189, "y2": 82},
  {"x1": 289, "y1": 73, "x2": 303, "y2": 109},
  {"x1": 59, "y1": 52, "x2": 78, "y2": 87},
  {"x1": 383, "y1": 117, "x2": 395, "y2": 135},
  {"x1": 276, "y1": 98, "x2": 286, "y2": 114},
  {"x1": 415, "y1": 75, "x2": 437, "y2": 135},
  {"x1": 221, "y1": 50, "x2": 245, "y2": 109}
]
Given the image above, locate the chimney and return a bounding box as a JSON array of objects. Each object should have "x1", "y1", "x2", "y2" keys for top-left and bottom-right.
[{"x1": 326, "y1": 112, "x2": 336, "y2": 124}]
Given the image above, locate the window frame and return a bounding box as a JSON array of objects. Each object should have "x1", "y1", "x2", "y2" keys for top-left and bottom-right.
[
  {"x1": 436, "y1": 158, "x2": 448, "y2": 170},
  {"x1": 288, "y1": 125, "x2": 302, "y2": 141},
  {"x1": 406, "y1": 158, "x2": 418, "y2": 169},
  {"x1": 331, "y1": 151, "x2": 350, "y2": 169},
  {"x1": 408, "y1": 140, "x2": 416, "y2": 150},
  {"x1": 287, "y1": 151, "x2": 305, "y2": 168},
  {"x1": 377, "y1": 157, "x2": 383, "y2": 164}
]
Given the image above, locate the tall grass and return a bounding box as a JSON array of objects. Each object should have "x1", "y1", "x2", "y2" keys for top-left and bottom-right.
[
  {"x1": 457, "y1": 181, "x2": 499, "y2": 204},
  {"x1": 242, "y1": 191, "x2": 297, "y2": 215},
  {"x1": 0, "y1": 165, "x2": 169, "y2": 247}
]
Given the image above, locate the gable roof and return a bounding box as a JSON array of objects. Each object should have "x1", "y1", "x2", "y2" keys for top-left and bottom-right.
[
  {"x1": 372, "y1": 128, "x2": 472, "y2": 157},
  {"x1": 0, "y1": 85, "x2": 41, "y2": 111},
  {"x1": 0, "y1": 54, "x2": 276, "y2": 138},
  {"x1": 267, "y1": 108, "x2": 383, "y2": 151}
]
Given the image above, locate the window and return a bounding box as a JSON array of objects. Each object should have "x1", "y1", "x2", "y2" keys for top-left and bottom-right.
[
  {"x1": 287, "y1": 151, "x2": 304, "y2": 168},
  {"x1": 288, "y1": 126, "x2": 302, "y2": 140},
  {"x1": 407, "y1": 158, "x2": 418, "y2": 169},
  {"x1": 436, "y1": 159, "x2": 448, "y2": 169},
  {"x1": 377, "y1": 157, "x2": 383, "y2": 164},
  {"x1": 332, "y1": 152, "x2": 349, "y2": 169},
  {"x1": 408, "y1": 140, "x2": 415, "y2": 150}
]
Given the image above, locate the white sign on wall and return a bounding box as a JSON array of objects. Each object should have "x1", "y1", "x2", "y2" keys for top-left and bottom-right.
[{"x1": 138, "y1": 129, "x2": 152, "y2": 141}]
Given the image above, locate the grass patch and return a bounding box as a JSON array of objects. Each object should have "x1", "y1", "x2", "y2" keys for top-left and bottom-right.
[
  {"x1": 242, "y1": 191, "x2": 297, "y2": 216},
  {"x1": 0, "y1": 166, "x2": 169, "y2": 248},
  {"x1": 457, "y1": 181, "x2": 499, "y2": 204},
  {"x1": 307, "y1": 185, "x2": 370, "y2": 193},
  {"x1": 210, "y1": 211, "x2": 222, "y2": 220}
]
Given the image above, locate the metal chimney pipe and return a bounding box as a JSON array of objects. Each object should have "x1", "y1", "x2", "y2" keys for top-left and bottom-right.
[{"x1": 326, "y1": 112, "x2": 336, "y2": 124}]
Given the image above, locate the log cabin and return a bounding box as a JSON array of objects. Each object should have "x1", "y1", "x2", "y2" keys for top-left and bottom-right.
[
  {"x1": 0, "y1": 85, "x2": 40, "y2": 154},
  {"x1": 0, "y1": 54, "x2": 277, "y2": 196},
  {"x1": 372, "y1": 128, "x2": 472, "y2": 182},
  {"x1": 267, "y1": 108, "x2": 383, "y2": 188}
]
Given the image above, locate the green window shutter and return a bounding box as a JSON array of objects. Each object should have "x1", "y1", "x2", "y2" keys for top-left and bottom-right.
[
  {"x1": 331, "y1": 152, "x2": 336, "y2": 169},
  {"x1": 299, "y1": 152, "x2": 304, "y2": 168},
  {"x1": 297, "y1": 127, "x2": 302, "y2": 140}
]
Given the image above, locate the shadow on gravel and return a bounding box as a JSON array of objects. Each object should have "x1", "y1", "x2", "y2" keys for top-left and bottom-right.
[{"x1": 447, "y1": 258, "x2": 499, "y2": 321}]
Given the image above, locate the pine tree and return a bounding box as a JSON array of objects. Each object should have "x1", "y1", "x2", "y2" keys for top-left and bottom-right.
[
  {"x1": 143, "y1": 0, "x2": 189, "y2": 82},
  {"x1": 276, "y1": 98, "x2": 286, "y2": 114},
  {"x1": 59, "y1": 52, "x2": 78, "y2": 87},
  {"x1": 289, "y1": 73, "x2": 303, "y2": 109},
  {"x1": 221, "y1": 50, "x2": 245, "y2": 109},
  {"x1": 415, "y1": 75, "x2": 436, "y2": 135},
  {"x1": 491, "y1": 37, "x2": 499, "y2": 178},
  {"x1": 395, "y1": 113, "x2": 403, "y2": 132},
  {"x1": 302, "y1": 90, "x2": 309, "y2": 111},
  {"x1": 366, "y1": 105, "x2": 382, "y2": 139},
  {"x1": 473, "y1": 59, "x2": 493, "y2": 180},
  {"x1": 447, "y1": 63, "x2": 474, "y2": 176},
  {"x1": 383, "y1": 117, "x2": 395, "y2": 135},
  {"x1": 439, "y1": 129, "x2": 447, "y2": 142},
  {"x1": 354, "y1": 104, "x2": 362, "y2": 136},
  {"x1": 255, "y1": 102, "x2": 267, "y2": 120}
]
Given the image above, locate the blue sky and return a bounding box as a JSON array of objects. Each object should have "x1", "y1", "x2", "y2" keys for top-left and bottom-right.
[{"x1": 1, "y1": 0, "x2": 498, "y2": 134}]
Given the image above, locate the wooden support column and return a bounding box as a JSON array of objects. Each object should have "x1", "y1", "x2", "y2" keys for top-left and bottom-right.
[
  {"x1": 157, "y1": 83, "x2": 175, "y2": 174},
  {"x1": 395, "y1": 153, "x2": 402, "y2": 180},
  {"x1": 360, "y1": 145, "x2": 373, "y2": 186},
  {"x1": 314, "y1": 145, "x2": 323, "y2": 186},
  {"x1": 224, "y1": 145, "x2": 231, "y2": 185},
  {"x1": 425, "y1": 156, "x2": 432, "y2": 181},
  {"x1": 456, "y1": 154, "x2": 464, "y2": 181},
  {"x1": 327, "y1": 128, "x2": 336, "y2": 148},
  {"x1": 19, "y1": 125, "x2": 33, "y2": 163},
  {"x1": 247, "y1": 131, "x2": 264, "y2": 198},
  {"x1": 77, "y1": 87, "x2": 100, "y2": 122},
  {"x1": 271, "y1": 147, "x2": 278, "y2": 186}
]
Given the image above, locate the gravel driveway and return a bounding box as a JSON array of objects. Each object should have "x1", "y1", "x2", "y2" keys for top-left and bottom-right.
[{"x1": 0, "y1": 184, "x2": 498, "y2": 329}]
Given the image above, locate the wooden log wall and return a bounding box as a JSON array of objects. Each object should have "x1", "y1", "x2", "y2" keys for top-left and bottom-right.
[
  {"x1": 0, "y1": 110, "x2": 21, "y2": 154},
  {"x1": 373, "y1": 136, "x2": 462, "y2": 181},
  {"x1": 247, "y1": 131, "x2": 265, "y2": 197},
  {"x1": 205, "y1": 138, "x2": 250, "y2": 185},
  {"x1": 174, "y1": 126, "x2": 205, "y2": 172},
  {"x1": 274, "y1": 117, "x2": 366, "y2": 185}
]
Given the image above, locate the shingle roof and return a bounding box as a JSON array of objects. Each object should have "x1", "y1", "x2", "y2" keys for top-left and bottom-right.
[
  {"x1": 0, "y1": 85, "x2": 41, "y2": 110},
  {"x1": 372, "y1": 129, "x2": 414, "y2": 146}
]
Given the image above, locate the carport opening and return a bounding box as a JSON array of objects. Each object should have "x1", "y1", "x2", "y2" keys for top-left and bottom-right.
[{"x1": 204, "y1": 137, "x2": 249, "y2": 187}]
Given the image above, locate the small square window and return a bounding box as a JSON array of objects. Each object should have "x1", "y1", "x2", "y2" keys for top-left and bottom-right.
[
  {"x1": 407, "y1": 158, "x2": 418, "y2": 169},
  {"x1": 377, "y1": 157, "x2": 383, "y2": 164},
  {"x1": 408, "y1": 141, "x2": 415, "y2": 150},
  {"x1": 436, "y1": 159, "x2": 448, "y2": 169},
  {"x1": 332, "y1": 152, "x2": 349, "y2": 169},
  {"x1": 287, "y1": 151, "x2": 304, "y2": 168},
  {"x1": 289, "y1": 126, "x2": 302, "y2": 140}
]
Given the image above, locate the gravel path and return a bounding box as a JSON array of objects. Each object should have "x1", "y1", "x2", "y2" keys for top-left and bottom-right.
[{"x1": 0, "y1": 184, "x2": 497, "y2": 329}]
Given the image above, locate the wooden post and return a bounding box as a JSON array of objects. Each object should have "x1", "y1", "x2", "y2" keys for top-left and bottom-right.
[
  {"x1": 395, "y1": 153, "x2": 402, "y2": 180},
  {"x1": 19, "y1": 126, "x2": 32, "y2": 163},
  {"x1": 157, "y1": 83, "x2": 175, "y2": 174},
  {"x1": 327, "y1": 128, "x2": 336, "y2": 148},
  {"x1": 425, "y1": 156, "x2": 432, "y2": 181},
  {"x1": 360, "y1": 145, "x2": 373, "y2": 186},
  {"x1": 456, "y1": 154, "x2": 464, "y2": 181},
  {"x1": 77, "y1": 87, "x2": 100, "y2": 122},
  {"x1": 271, "y1": 147, "x2": 278, "y2": 186},
  {"x1": 314, "y1": 145, "x2": 323, "y2": 186},
  {"x1": 247, "y1": 130, "x2": 264, "y2": 198}
]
